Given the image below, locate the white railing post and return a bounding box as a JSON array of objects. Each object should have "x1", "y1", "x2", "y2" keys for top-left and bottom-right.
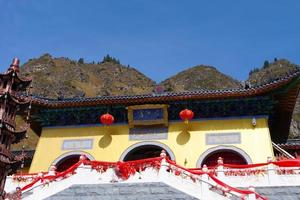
[
  {"x1": 158, "y1": 158, "x2": 168, "y2": 177},
  {"x1": 248, "y1": 186, "x2": 256, "y2": 200},
  {"x1": 48, "y1": 165, "x2": 57, "y2": 176},
  {"x1": 80, "y1": 154, "x2": 87, "y2": 161},
  {"x1": 201, "y1": 165, "x2": 209, "y2": 200},
  {"x1": 217, "y1": 157, "x2": 225, "y2": 180},
  {"x1": 75, "y1": 154, "x2": 88, "y2": 174},
  {"x1": 267, "y1": 157, "x2": 276, "y2": 185},
  {"x1": 158, "y1": 150, "x2": 169, "y2": 180}
]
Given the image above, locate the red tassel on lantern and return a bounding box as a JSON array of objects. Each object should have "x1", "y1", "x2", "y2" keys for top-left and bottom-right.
[{"x1": 100, "y1": 113, "x2": 114, "y2": 126}]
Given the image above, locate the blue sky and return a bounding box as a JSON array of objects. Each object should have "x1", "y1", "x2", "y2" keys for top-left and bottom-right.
[{"x1": 0, "y1": 0, "x2": 299, "y2": 82}]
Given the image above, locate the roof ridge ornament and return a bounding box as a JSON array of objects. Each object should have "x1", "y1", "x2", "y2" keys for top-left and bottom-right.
[{"x1": 8, "y1": 58, "x2": 20, "y2": 73}]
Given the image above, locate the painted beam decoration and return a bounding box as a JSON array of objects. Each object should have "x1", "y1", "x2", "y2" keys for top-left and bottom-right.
[{"x1": 127, "y1": 104, "x2": 169, "y2": 128}]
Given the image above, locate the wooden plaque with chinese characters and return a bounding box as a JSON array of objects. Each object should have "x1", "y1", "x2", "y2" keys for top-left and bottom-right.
[{"x1": 127, "y1": 104, "x2": 169, "y2": 128}]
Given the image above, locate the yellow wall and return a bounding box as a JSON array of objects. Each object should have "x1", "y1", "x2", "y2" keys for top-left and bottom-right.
[{"x1": 29, "y1": 117, "x2": 274, "y2": 173}]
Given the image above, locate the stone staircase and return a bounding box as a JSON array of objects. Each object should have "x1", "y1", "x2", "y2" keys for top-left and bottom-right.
[
  {"x1": 45, "y1": 182, "x2": 198, "y2": 200},
  {"x1": 255, "y1": 186, "x2": 300, "y2": 200}
]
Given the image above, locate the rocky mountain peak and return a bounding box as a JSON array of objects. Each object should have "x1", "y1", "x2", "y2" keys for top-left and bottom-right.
[
  {"x1": 160, "y1": 65, "x2": 242, "y2": 92},
  {"x1": 248, "y1": 59, "x2": 299, "y2": 86},
  {"x1": 20, "y1": 54, "x2": 156, "y2": 98}
]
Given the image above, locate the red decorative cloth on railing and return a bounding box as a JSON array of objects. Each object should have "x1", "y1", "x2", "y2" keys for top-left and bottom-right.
[
  {"x1": 20, "y1": 157, "x2": 163, "y2": 192},
  {"x1": 54, "y1": 161, "x2": 82, "y2": 179},
  {"x1": 115, "y1": 161, "x2": 136, "y2": 180},
  {"x1": 18, "y1": 157, "x2": 300, "y2": 198},
  {"x1": 164, "y1": 158, "x2": 268, "y2": 200},
  {"x1": 166, "y1": 160, "x2": 206, "y2": 175},
  {"x1": 188, "y1": 159, "x2": 300, "y2": 169},
  {"x1": 82, "y1": 157, "x2": 163, "y2": 180},
  {"x1": 115, "y1": 157, "x2": 163, "y2": 179},
  {"x1": 21, "y1": 161, "x2": 82, "y2": 192},
  {"x1": 222, "y1": 163, "x2": 268, "y2": 169},
  {"x1": 83, "y1": 160, "x2": 116, "y2": 172},
  {"x1": 189, "y1": 159, "x2": 300, "y2": 178},
  {"x1": 14, "y1": 172, "x2": 48, "y2": 177},
  {"x1": 223, "y1": 169, "x2": 267, "y2": 176},
  {"x1": 209, "y1": 175, "x2": 267, "y2": 200},
  {"x1": 21, "y1": 177, "x2": 41, "y2": 191},
  {"x1": 272, "y1": 159, "x2": 300, "y2": 167}
]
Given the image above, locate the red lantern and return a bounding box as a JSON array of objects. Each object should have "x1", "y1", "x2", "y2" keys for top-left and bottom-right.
[
  {"x1": 100, "y1": 113, "x2": 114, "y2": 125},
  {"x1": 179, "y1": 109, "x2": 194, "y2": 122}
]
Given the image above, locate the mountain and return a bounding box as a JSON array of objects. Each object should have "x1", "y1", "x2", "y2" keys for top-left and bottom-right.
[
  {"x1": 160, "y1": 65, "x2": 241, "y2": 92},
  {"x1": 20, "y1": 54, "x2": 156, "y2": 98},
  {"x1": 21, "y1": 56, "x2": 242, "y2": 97},
  {"x1": 248, "y1": 59, "x2": 299, "y2": 86}
]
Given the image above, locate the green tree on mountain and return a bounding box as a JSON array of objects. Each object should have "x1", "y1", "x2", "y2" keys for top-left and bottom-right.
[
  {"x1": 101, "y1": 54, "x2": 120, "y2": 64},
  {"x1": 263, "y1": 60, "x2": 270, "y2": 69},
  {"x1": 78, "y1": 58, "x2": 84, "y2": 64}
]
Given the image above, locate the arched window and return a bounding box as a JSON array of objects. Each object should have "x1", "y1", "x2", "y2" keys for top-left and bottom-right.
[
  {"x1": 123, "y1": 145, "x2": 167, "y2": 161},
  {"x1": 197, "y1": 146, "x2": 252, "y2": 167},
  {"x1": 55, "y1": 155, "x2": 82, "y2": 172},
  {"x1": 120, "y1": 142, "x2": 175, "y2": 161},
  {"x1": 51, "y1": 151, "x2": 95, "y2": 172},
  {"x1": 201, "y1": 150, "x2": 247, "y2": 167}
]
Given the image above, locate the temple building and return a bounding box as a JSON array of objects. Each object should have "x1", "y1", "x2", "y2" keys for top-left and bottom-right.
[
  {"x1": 1, "y1": 59, "x2": 300, "y2": 200},
  {"x1": 23, "y1": 67, "x2": 300, "y2": 173}
]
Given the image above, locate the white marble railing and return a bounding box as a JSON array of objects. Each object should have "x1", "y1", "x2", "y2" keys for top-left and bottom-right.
[
  {"x1": 215, "y1": 163, "x2": 300, "y2": 188},
  {"x1": 4, "y1": 158, "x2": 238, "y2": 200},
  {"x1": 4, "y1": 155, "x2": 300, "y2": 200}
]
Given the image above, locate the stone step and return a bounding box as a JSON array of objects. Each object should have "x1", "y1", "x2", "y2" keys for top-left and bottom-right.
[
  {"x1": 45, "y1": 182, "x2": 198, "y2": 200},
  {"x1": 256, "y1": 186, "x2": 300, "y2": 200}
]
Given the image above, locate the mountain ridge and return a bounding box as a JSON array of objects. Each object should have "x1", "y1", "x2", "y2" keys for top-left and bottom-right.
[
  {"x1": 160, "y1": 65, "x2": 242, "y2": 93},
  {"x1": 21, "y1": 55, "x2": 300, "y2": 98},
  {"x1": 20, "y1": 54, "x2": 246, "y2": 98},
  {"x1": 20, "y1": 54, "x2": 156, "y2": 98}
]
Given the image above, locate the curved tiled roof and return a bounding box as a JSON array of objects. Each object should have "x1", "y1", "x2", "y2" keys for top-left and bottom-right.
[
  {"x1": 278, "y1": 139, "x2": 300, "y2": 149},
  {"x1": 0, "y1": 91, "x2": 31, "y2": 106},
  {"x1": 29, "y1": 69, "x2": 300, "y2": 108},
  {"x1": 0, "y1": 70, "x2": 32, "y2": 88}
]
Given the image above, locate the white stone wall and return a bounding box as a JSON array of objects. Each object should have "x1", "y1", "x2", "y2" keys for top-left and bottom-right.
[{"x1": 5, "y1": 158, "x2": 300, "y2": 200}]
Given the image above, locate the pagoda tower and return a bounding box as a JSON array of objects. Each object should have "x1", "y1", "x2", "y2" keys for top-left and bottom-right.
[{"x1": 0, "y1": 58, "x2": 32, "y2": 199}]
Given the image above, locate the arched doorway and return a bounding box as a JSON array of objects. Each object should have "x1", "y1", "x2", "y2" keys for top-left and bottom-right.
[
  {"x1": 123, "y1": 145, "x2": 167, "y2": 161},
  {"x1": 196, "y1": 146, "x2": 252, "y2": 167},
  {"x1": 201, "y1": 150, "x2": 247, "y2": 167},
  {"x1": 56, "y1": 155, "x2": 81, "y2": 172},
  {"x1": 120, "y1": 142, "x2": 175, "y2": 161},
  {"x1": 51, "y1": 151, "x2": 95, "y2": 172}
]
